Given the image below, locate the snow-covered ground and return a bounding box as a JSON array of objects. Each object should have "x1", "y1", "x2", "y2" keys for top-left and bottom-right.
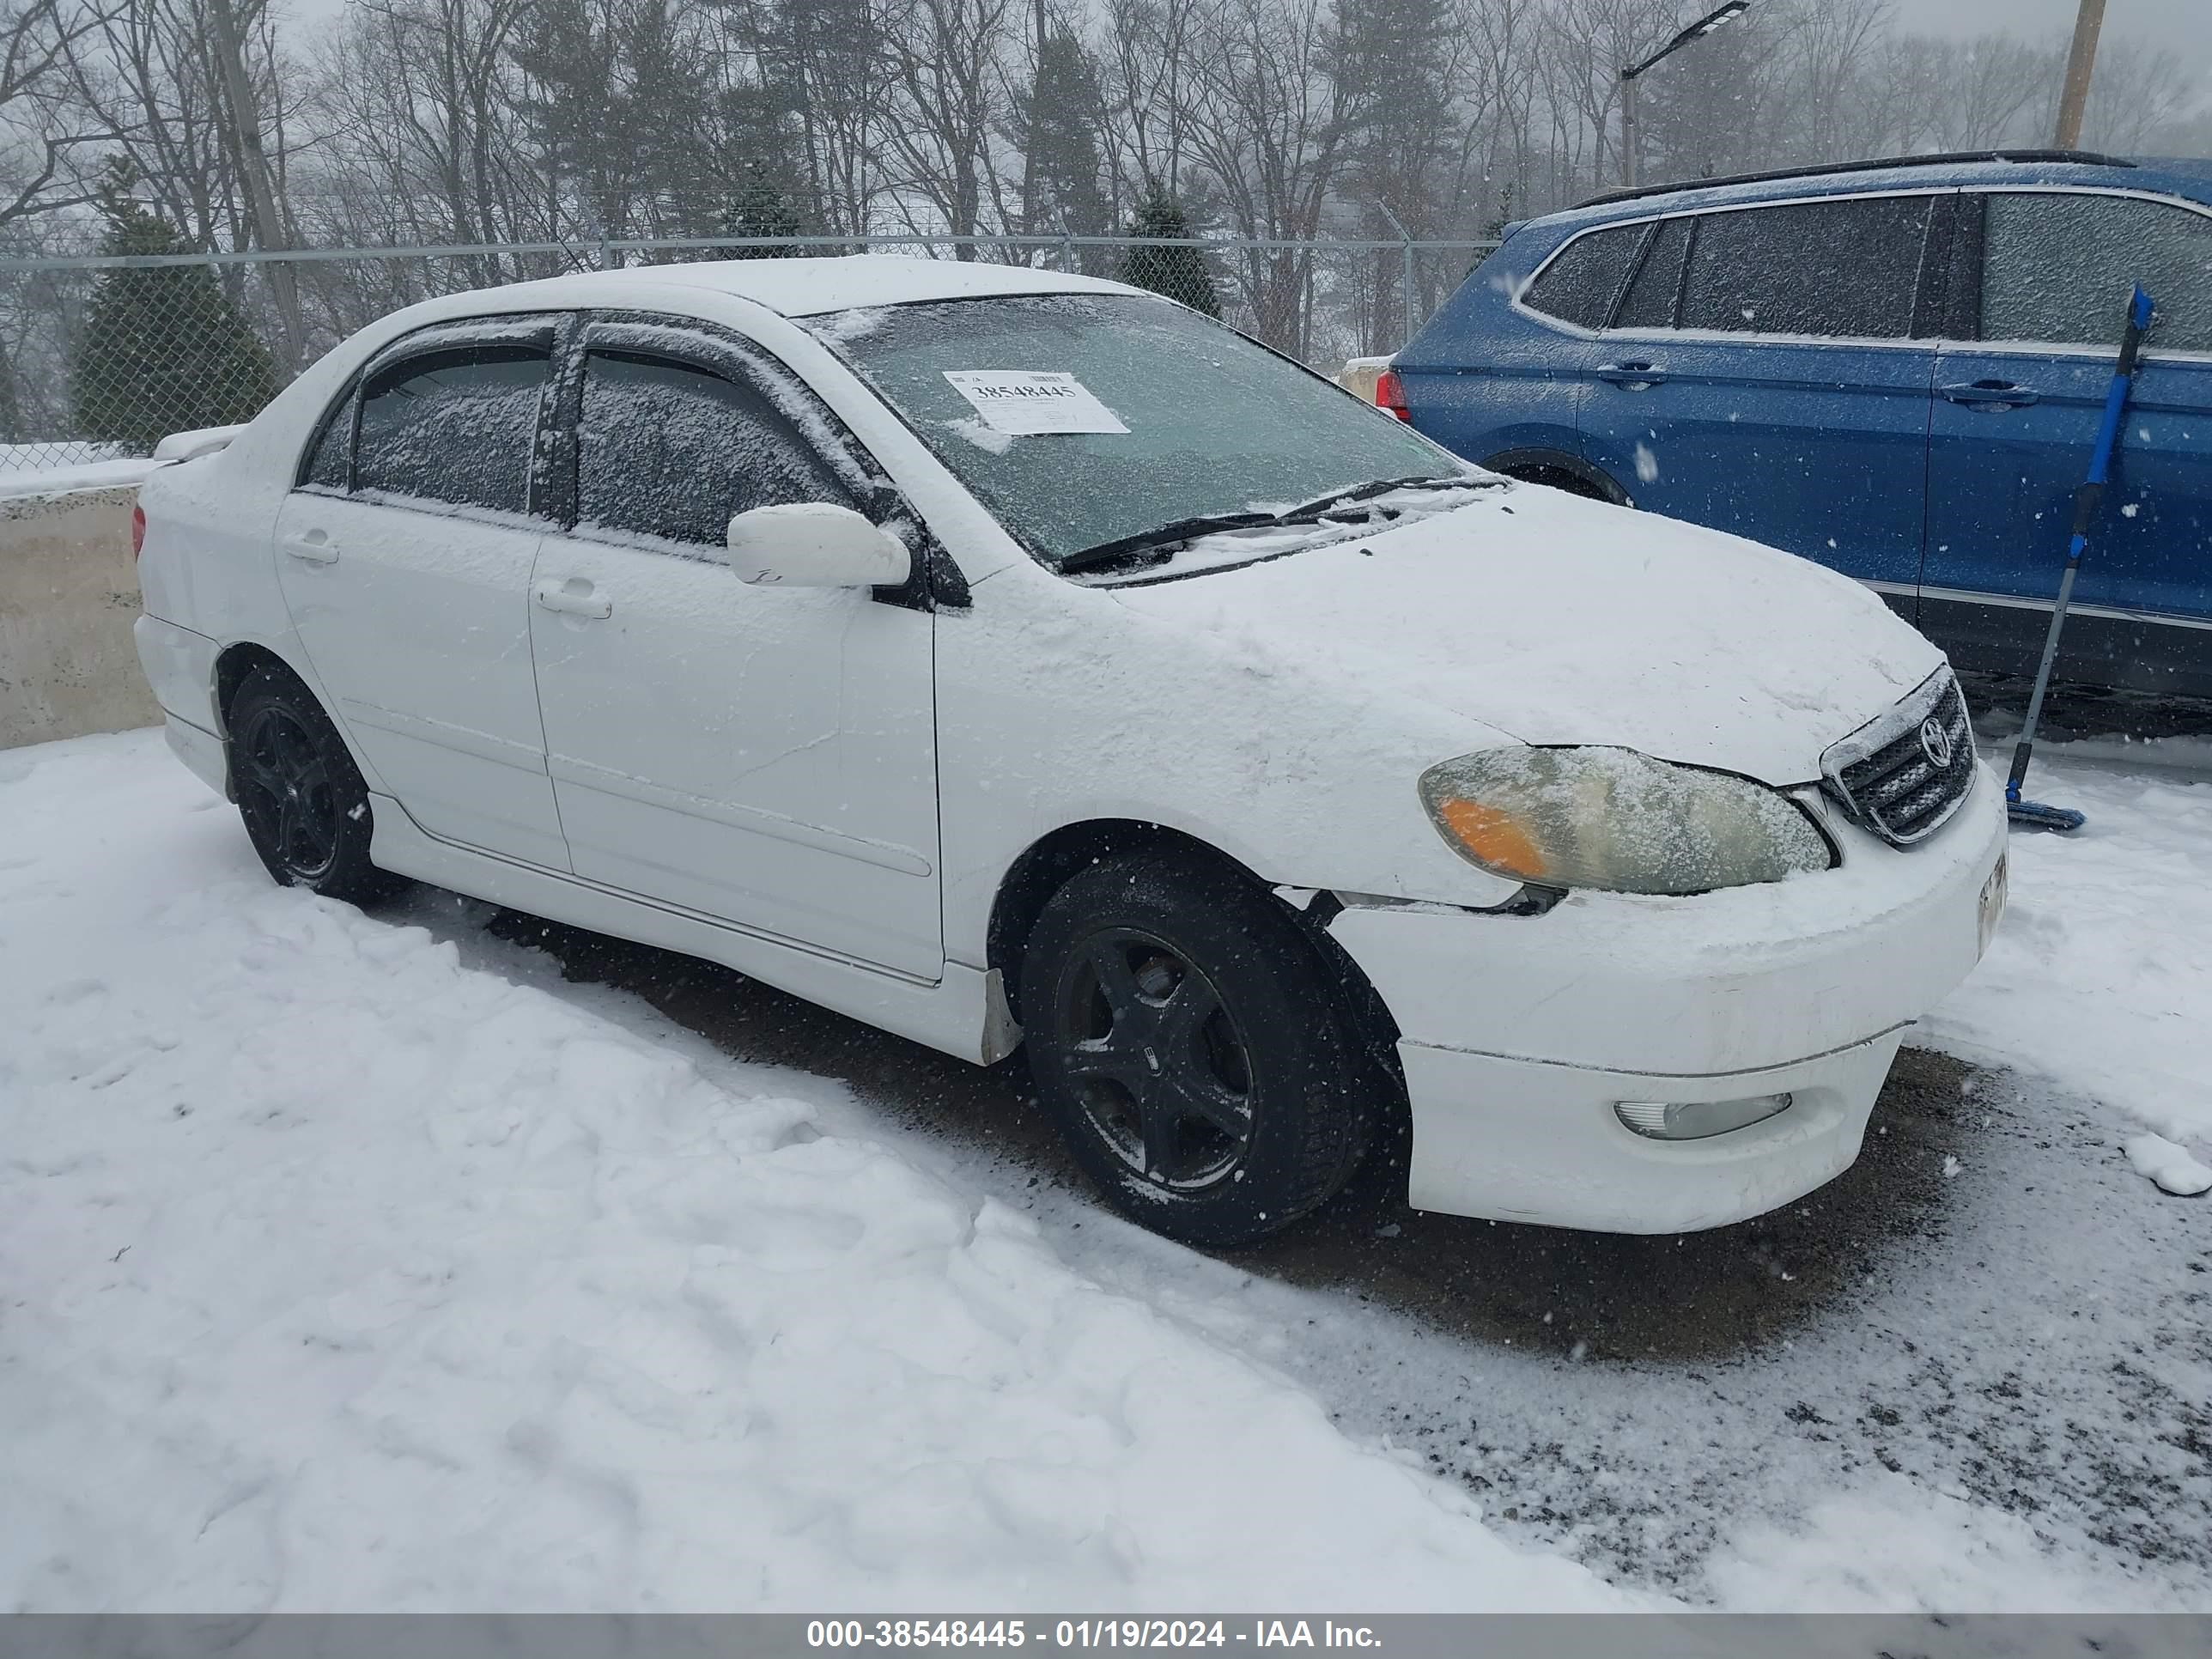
[
  {"x1": 1923, "y1": 744, "x2": 2212, "y2": 1152},
  {"x1": 3, "y1": 726, "x2": 2208, "y2": 1612},
  {"x1": 0, "y1": 730, "x2": 1636, "y2": 1613}
]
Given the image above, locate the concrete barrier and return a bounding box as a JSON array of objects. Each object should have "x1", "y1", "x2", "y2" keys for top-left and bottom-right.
[
  {"x1": 1335, "y1": 356, "x2": 1392, "y2": 405},
  {"x1": 1, "y1": 483, "x2": 160, "y2": 750}
]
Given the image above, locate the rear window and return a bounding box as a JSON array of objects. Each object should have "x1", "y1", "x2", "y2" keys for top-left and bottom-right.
[
  {"x1": 1678, "y1": 196, "x2": 1936, "y2": 339},
  {"x1": 356, "y1": 344, "x2": 548, "y2": 515},
  {"x1": 1522, "y1": 225, "x2": 1644, "y2": 328}
]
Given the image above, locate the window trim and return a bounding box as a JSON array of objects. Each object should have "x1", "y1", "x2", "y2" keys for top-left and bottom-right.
[
  {"x1": 1510, "y1": 185, "x2": 1958, "y2": 351},
  {"x1": 1960, "y1": 185, "x2": 2212, "y2": 362}
]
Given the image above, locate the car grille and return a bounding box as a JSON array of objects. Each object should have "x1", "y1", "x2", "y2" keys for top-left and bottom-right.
[{"x1": 1820, "y1": 670, "x2": 1977, "y2": 847}]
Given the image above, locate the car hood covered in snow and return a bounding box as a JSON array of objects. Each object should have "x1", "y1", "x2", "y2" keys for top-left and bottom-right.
[{"x1": 1104, "y1": 483, "x2": 1946, "y2": 787}]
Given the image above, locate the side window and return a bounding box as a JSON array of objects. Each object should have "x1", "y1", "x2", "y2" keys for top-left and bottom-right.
[
  {"x1": 356, "y1": 344, "x2": 549, "y2": 514},
  {"x1": 300, "y1": 391, "x2": 352, "y2": 490},
  {"x1": 1613, "y1": 216, "x2": 1692, "y2": 330},
  {"x1": 1679, "y1": 196, "x2": 1936, "y2": 339},
  {"x1": 1522, "y1": 225, "x2": 1644, "y2": 329},
  {"x1": 577, "y1": 349, "x2": 851, "y2": 550},
  {"x1": 1982, "y1": 192, "x2": 2212, "y2": 352}
]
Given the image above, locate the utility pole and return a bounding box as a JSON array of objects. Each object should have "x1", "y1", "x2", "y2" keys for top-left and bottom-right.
[
  {"x1": 1021, "y1": 0, "x2": 1048, "y2": 236},
  {"x1": 207, "y1": 0, "x2": 305, "y2": 374},
  {"x1": 1619, "y1": 2, "x2": 1752, "y2": 191},
  {"x1": 2053, "y1": 0, "x2": 2110, "y2": 149},
  {"x1": 1621, "y1": 74, "x2": 1639, "y2": 190}
]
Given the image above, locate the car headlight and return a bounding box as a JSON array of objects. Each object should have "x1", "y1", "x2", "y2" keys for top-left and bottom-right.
[{"x1": 1418, "y1": 746, "x2": 1832, "y2": 896}]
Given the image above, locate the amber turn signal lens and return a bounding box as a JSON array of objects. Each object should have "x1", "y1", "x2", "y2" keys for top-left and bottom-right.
[{"x1": 1435, "y1": 797, "x2": 1547, "y2": 882}]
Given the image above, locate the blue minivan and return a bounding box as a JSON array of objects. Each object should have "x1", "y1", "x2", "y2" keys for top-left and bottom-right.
[{"x1": 1390, "y1": 152, "x2": 2212, "y2": 698}]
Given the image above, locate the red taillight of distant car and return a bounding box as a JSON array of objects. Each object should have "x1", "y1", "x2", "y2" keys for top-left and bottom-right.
[
  {"x1": 1375, "y1": 368, "x2": 1412, "y2": 422},
  {"x1": 131, "y1": 503, "x2": 147, "y2": 559}
]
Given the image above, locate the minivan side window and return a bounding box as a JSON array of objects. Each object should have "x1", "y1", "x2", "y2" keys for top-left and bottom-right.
[
  {"x1": 1982, "y1": 191, "x2": 2212, "y2": 352},
  {"x1": 1522, "y1": 225, "x2": 1645, "y2": 329},
  {"x1": 577, "y1": 349, "x2": 851, "y2": 550},
  {"x1": 355, "y1": 343, "x2": 550, "y2": 514},
  {"x1": 1677, "y1": 195, "x2": 1936, "y2": 339}
]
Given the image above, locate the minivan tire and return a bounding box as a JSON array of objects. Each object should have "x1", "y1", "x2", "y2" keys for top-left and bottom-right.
[
  {"x1": 228, "y1": 665, "x2": 404, "y2": 905},
  {"x1": 1024, "y1": 851, "x2": 1374, "y2": 1247}
]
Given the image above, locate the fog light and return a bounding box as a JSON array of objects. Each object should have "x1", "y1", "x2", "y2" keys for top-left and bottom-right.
[{"x1": 1614, "y1": 1093, "x2": 1793, "y2": 1141}]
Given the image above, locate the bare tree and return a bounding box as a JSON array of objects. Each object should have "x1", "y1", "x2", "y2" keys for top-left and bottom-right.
[
  {"x1": 1183, "y1": 0, "x2": 1374, "y2": 354},
  {"x1": 878, "y1": 0, "x2": 1019, "y2": 253},
  {"x1": 0, "y1": 0, "x2": 119, "y2": 234}
]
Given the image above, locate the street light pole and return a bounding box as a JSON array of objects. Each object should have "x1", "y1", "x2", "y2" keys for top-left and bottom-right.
[
  {"x1": 2053, "y1": 0, "x2": 2110, "y2": 149},
  {"x1": 1622, "y1": 74, "x2": 1639, "y2": 189},
  {"x1": 1619, "y1": 2, "x2": 1753, "y2": 191}
]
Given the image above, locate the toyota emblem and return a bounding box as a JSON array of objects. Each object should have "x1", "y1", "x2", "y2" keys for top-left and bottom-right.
[{"x1": 1919, "y1": 717, "x2": 1955, "y2": 769}]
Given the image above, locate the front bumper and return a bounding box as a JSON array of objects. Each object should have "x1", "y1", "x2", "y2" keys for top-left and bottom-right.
[{"x1": 1328, "y1": 766, "x2": 2008, "y2": 1232}]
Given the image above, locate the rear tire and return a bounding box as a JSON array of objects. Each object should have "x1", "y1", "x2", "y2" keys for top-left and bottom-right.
[
  {"x1": 1024, "y1": 852, "x2": 1375, "y2": 1247},
  {"x1": 228, "y1": 665, "x2": 404, "y2": 905}
]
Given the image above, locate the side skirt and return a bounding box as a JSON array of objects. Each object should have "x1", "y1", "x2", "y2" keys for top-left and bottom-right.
[{"x1": 367, "y1": 791, "x2": 1006, "y2": 1065}]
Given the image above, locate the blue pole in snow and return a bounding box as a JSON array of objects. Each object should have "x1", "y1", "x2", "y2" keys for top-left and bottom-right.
[{"x1": 2003, "y1": 284, "x2": 2155, "y2": 834}]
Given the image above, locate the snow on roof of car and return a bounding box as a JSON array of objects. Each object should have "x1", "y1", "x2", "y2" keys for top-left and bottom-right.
[{"x1": 508, "y1": 254, "x2": 1143, "y2": 319}]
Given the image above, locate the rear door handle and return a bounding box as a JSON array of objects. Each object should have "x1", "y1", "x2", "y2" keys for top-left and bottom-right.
[
  {"x1": 534, "y1": 577, "x2": 611, "y2": 619},
  {"x1": 283, "y1": 531, "x2": 338, "y2": 564},
  {"x1": 1940, "y1": 380, "x2": 2039, "y2": 408},
  {"x1": 1595, "y1": 362, "x2": 1668, "y2": 388}
]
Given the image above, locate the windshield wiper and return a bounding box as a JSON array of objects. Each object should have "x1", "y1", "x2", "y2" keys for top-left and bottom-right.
[
  {"x1": 1055, "y1": 476, "x2": 1486, "y2": 577},
  {"x1": 1056, "y1": 510, "x2": 1278, "y2": 574},
  {"x1": 1271, "y1": 474, "x2": 1488, "y2": 525}
]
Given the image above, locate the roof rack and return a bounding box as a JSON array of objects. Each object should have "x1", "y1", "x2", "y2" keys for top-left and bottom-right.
[{"x1": 1575, "y1": 149, "x2": 2136, "y2": 211}]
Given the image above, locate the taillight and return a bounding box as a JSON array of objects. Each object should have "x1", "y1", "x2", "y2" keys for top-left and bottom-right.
[
  {"x1": 131, "y1": 503, "x2": 147, "y2": 559},
  {"x1": 1375, "y1": 367, "x2": 1413, "y2": 422}
]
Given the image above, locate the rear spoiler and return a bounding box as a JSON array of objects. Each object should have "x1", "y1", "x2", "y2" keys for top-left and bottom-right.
[{"x1": 151, "y1": 423, "x2": 247, "y2": 465}]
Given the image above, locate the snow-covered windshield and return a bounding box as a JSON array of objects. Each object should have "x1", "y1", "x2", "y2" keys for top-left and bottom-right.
[{"x1": 808, "y1": 293, "x2": 1479, "y2": 573}]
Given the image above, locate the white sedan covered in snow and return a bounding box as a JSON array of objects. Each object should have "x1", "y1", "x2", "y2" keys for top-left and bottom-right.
[{"x1": 132, "y1": 256, "x2": 2008, "y2": 1245}]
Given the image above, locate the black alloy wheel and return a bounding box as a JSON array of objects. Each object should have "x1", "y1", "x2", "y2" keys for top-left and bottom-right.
[
  {"x1": 1056, "y1": 927, "x2": 1255, "y2": 1191},
  {"x1": 235, "y1": 700, "x2": 341, "y2": 884},
  {"x1": 228, "y1": 664, "x2": 403, "y2": 904},
  {"x1": 1024, "y1": 852, "x2": 1381, "y2": 1247}
]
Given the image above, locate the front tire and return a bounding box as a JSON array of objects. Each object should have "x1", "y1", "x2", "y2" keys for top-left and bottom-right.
[
  {"x1": 1024, "y1": 853, "x2": 1375, "y2": 1247},
  {"x1": 228, "y1": 665, "x2": 403, "y2": 905}
]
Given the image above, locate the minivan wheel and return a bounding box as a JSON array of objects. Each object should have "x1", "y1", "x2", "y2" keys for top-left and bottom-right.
[
  {"x1": 228, "y1": 665, "x2": 403, "y2": 904},
  {"x1": 1024, "y1": 853, "x2": 1374, "y2": 1247}
]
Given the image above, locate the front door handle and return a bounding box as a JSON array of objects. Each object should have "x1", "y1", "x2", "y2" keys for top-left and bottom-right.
[
  {"x1": 283, "y1": 531, "x2": 338, "y2": 564},
  {"x1": 1595, "y1": 362, "x2": 1668, "y2": 389},
  {"x1": 1940, "y1": 380, "x2": 2040, "y2": 409},
  {"x1": 534, "y1": 577, "x2": 612, "y2": 619}
]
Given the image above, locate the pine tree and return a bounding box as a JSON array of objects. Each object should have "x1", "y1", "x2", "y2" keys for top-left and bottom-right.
[
  {"x1": 70, "y1": 163, "x2": 276, "y2": 454},
  {"x1": 1118, "y1": 186, "x2": 1220, "y2": 317},
  {"x1": 1018, "y1": 30, "x2": 1111, "y2": 244},
  {"x1": 723, "y1": 167, "x2": 805, "y2": 258}
]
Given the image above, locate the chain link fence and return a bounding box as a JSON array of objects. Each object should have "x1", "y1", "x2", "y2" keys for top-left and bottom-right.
[{"x1": 0, "y1": 233, "x2": 1495, "y2": 477}]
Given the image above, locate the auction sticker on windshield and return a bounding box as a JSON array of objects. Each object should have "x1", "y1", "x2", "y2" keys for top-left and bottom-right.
[{"x1": 944, "y1": 370, "x2": 1131, "y2": 436}]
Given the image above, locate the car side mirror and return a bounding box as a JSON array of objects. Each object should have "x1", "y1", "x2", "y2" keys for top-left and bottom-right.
[{"x1": 726, "y1": 502, "x2": 912, "y2": 588}]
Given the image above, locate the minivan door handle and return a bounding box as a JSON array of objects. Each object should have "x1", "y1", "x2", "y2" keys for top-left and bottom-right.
[
  {"x1": 534, "y1": 577, "x2": 612, "y2": 619},
  {"x1": 1940, "y1": 380, "x2": 2040, "y2": 409},
  {"x1": 1595, "y1": 362, "x2": 1668, "y2": 389}
]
